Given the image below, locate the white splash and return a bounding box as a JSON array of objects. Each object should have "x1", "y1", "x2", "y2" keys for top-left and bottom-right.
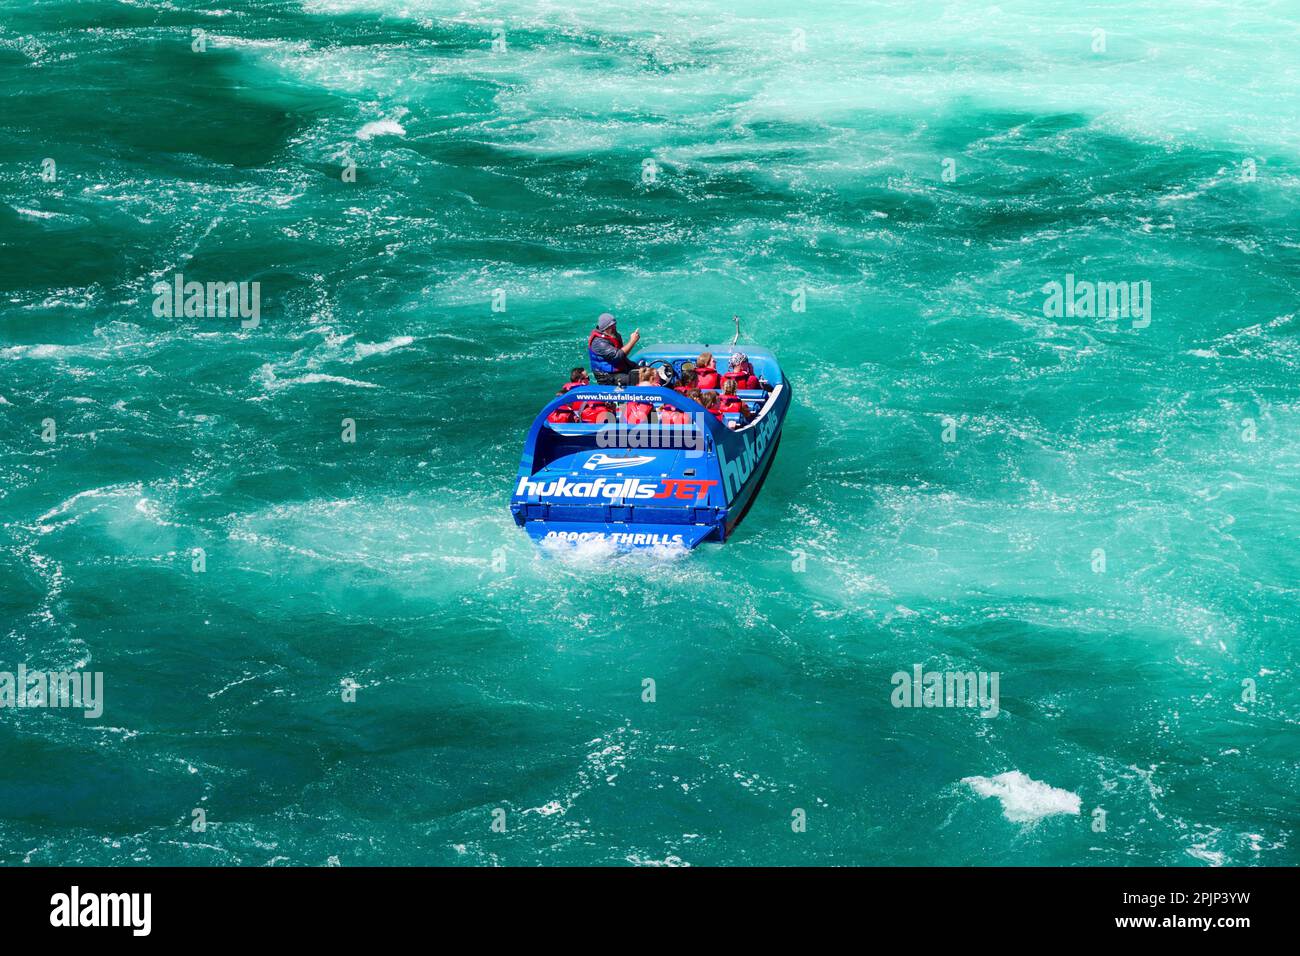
[
  {"x1": 356, "y1": 119, "x2": 406, "y2": 140},
  {"x1": 355, "y1": 335, "x2": 413, "y2": 359},
  {"x1": 962, "y1": 771, "x2": 1081, "y2": 823},
  {"x1": 269, "y1": 372, "x2": 379, "y2": 390}
]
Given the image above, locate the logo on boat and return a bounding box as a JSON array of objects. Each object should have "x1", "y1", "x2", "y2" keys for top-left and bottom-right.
[
  {"x1": 515, "y1": 476, "x2": 716, "y2": 501},
  {"x1": 716, "y1": 406, "x2": 780, "y2": 499},
  {"x1": 582, "y1": 453, "x2": 656, "y2": 471}
]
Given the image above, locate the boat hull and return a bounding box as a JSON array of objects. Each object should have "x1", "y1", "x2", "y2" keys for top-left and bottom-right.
[{"x1": 510, "y1": 345, "x2": 790, "y2": 550}]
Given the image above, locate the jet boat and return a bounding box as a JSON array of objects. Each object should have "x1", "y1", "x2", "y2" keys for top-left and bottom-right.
[{"x1": 509, "y1": 344, "x2": 791, "y2": 550}]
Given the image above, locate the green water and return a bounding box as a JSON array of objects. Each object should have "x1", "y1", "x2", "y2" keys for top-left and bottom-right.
[{"x1": 1, "y1": 0, "x2": 1297, "y2": 865}]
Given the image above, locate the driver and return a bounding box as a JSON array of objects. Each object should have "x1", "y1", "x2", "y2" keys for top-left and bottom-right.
[{"x1": 587, "y1": 313, "x2": 641, "y2": 385}]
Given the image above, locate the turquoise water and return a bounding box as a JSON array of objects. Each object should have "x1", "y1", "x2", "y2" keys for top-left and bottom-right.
[{"x1": 2, "y1": 0, "x2": 1298, "y2": 865}]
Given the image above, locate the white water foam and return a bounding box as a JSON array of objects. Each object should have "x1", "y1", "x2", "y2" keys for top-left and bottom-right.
[
  {"x1": 262, "y1": 370, "x2": 380, "y2": 390},
  {"x1": 962, "y1": 771, "x2": 1081, "y2": 824},
  {"x1": 356, "y1": 119, "x2": 406, "y2": 140},
  {"x1": 355, "y1": 335, "x2": 414, "y2": 359}
]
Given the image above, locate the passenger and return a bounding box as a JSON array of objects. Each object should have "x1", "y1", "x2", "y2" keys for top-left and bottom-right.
[
  {"x1": 675, "y1": 369, "x2": 698, "y2": 395},
  {"x1": 623, "y1": 399, "x2": 654, "y2": 425},
  {"x1": 561, "y1": 367, "x2": 589, "y2": 392},
  {"x1": 623, "y1": 369, "x2": 657, "y2": 424},
  {"x1": 560, "y1": 367, "x2": 591, "y2": 416},
  {"x1": 700, "y1": 390, "x2": 726, "y2": 423},
  {"x1": 718, "y1": 379, "x2": 754, "y2": 422},
  {"x1": 587, "y1": 313, "x2": 641, "y2": 385},
  {"x1": 722, "y1": 351, "x2": 761, "y2": 391},
  {"x1": 695, "y1": 352, "x2": 720, "y2": 390},
  {"x1": 658, "y1": 403, "x2": 691, "y2": 425},
  {"x1": 579, "y1": 400, "x2": 617, "y2": 424},
  {"x1": 546, "y1": 389, "x2": 578, "y2": 423}
]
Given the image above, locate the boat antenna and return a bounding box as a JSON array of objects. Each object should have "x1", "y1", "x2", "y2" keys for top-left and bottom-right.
[{"x1": 730, "y1": 313, "x2": 740, "y2": 347}]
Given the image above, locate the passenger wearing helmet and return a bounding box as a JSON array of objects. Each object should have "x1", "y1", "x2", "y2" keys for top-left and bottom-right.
[{"x1": 722, "y1": 351, "x2": 761, "y2": 391}]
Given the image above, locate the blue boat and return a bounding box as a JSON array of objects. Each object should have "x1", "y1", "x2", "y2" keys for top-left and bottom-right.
[{"x1": 510, "y1": 344, "x2": 792, "y2": 550}]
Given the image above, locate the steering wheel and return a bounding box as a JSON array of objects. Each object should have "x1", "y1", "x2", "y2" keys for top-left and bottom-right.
[{"x1": 645, "y1": 359, "x2": 678, "y2": 386}]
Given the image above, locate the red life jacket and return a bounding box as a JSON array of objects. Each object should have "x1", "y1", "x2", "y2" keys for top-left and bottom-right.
[
  {"x1": 587, "y1": 329, "x2": 622, "y2": 350},
  {"x1": 579, "y1": 403, "x2": 616, "y2": 424},
  {"x1": 673, "y1": 385, "x2": 692, "y2": 395},
  {"x1": 547, "y1": 405, "x2": 576, "y2": 423},
  {"x1": 623, "y1": 402, "x2": 653, "y2": 424},
  {"x1": 696, "y1": 366, "x2": 720, "y2": 389},
  {"x1": 587, "y1": 328, "x2": 627, "y2": 374},
  {"x1": 559, "y1": 381, "x2": 591, "y2": 414},
  {"x1": 659, "y1": 405, "x2": 690, "y2": 425},
  {"x1": 723, "y1": 368, "x2": 759, "y2": 390},
  {"x1": 718, "y1": 395, "x2": 748, "y2": 415}
]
